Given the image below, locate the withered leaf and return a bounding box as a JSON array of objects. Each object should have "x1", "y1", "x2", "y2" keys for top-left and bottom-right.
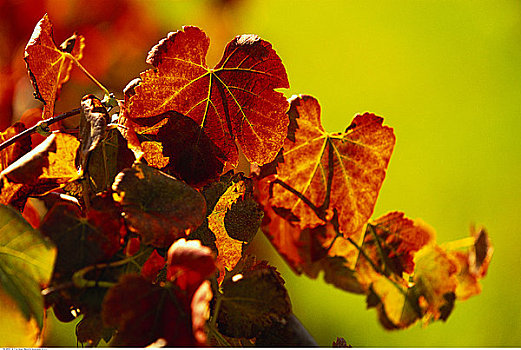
[
  {"x1": 77, "y1": 94, "x2": 110, "y2": 173},
  {"x1": 217, "y1": 258, "x2": 291, "y2": 339},
  {"x1": 102, "y1": 274, "x2": 209, "y2": 346},
  {"x1": 112, "y1": 162, "x2": 206, "y2": 247},
  {"x1": 268, "y1": 95, "x2": 395, "y2": 237},
  {"x1": 124, "y1": 26, "x2": 290, "y2": 168},
  {"x1": 76, "y1": 313, "x2": 113, "y2": 347},
  {"x1": 451, "y1": 228, "x2": 493, "y2": 301},
  {"x1": 24, "y1": 14, "x2": 85, "y2": 119}
]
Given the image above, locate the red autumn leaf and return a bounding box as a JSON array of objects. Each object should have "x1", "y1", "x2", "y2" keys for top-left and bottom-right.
[
  {"x1": 167, "y1": 238, "x2": 216, "y2": 296},
  {"x1": 102, "y1": 274, "x2": 196, "y2": 347},
  {"x1": 355, "y1": 212, "x2": 435, "y2": 290},
  {"x1": 267, "y1": 95, "x2": 395, "y2": 238},
  {"x1": 124, "y1": 237, "x2": 141, "y2": 257},
  {"x1": 141, "y1": 250, "x2": 165, "y2": 282},
  {"x1": 24, "y1": 14, "x2": 85, "y2": 119},
  {"x1": 124, "y1": 25, "x2": 290, "y2": 168}
]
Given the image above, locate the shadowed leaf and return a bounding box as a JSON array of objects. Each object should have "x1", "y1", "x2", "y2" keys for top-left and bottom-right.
[
  {"x1": 102, "y1": 274, "x2": 212, "y2": 346},
  {"x1": 112, "y1": 162, "x2": 206, "y2": 247},
  {"x1": 217, "y1": 257, "x2": 291, "y2": 339}
]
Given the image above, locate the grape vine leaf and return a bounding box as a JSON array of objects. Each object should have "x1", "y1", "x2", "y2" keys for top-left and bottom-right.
[
  {"x1": 267, "y1": 95, "x2": 395, "y2": 237},
  {"x1": 140, "y1": 249, "x2": 165, "y2": 282},
  {"x1": 103, "y1": 240, "x2": 214, "y2": 346},
  {"x1": 112, "y1": 162, "x2": 206, "y2": 247},
  {"x1": 217, "y1": 257, "x2": 291, "y2": 339},
  {"x1": 0, "y1": 205, "x2": 56, "y2": 332},
  {"x1": 39, "y1": 202, "x2": 122, "y2": 276},
  {"x1": 102, "y1": 274, "x2": 200, "y2": 346},
  {"x1": 123, "y1": 25, "x2": 290, "y2": 168},
  {"x1": 0, "y1": 123, "x2": 32, "y2": 171},
  {"x1": 190, "y1": 172, "x2": 261, "y2": 275},
  {"x1": 452, "y1": 228, "x2": 493, "y2": 300},
  {"x1": 77, "y1": 94, "x2": 110, "y2": 173},
  {"x1": 0, "y1": 133, "x2": 79, "y2": 210},
  {"x1": 120, "y1": 111, "x2": 226, "y2": 187},
  {"x1": 166, "y1": 238, "x2": 216, "y2": 296},
  {"x1": 24, "y1": 14, "x2": 85, "y2": 119}
]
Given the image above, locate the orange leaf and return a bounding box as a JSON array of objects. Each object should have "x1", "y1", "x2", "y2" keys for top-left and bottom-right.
[
  {"x1": 124, "y1": 26, "x2": 290, "y2": 168},
  {"x1": 24, "y1": 14, "x2": 85, "y2": 119},
  {"x1": 268, "y1": 95, "x2": 395, "y2": 237}
]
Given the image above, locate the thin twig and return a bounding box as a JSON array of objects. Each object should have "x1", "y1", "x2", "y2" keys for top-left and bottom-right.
[
  {"x1": 0, "y1": 108, "x2": 81, "y2": 152},
  {"x1": 64, "y1": 52, "x2": 110, "y2": 97}
]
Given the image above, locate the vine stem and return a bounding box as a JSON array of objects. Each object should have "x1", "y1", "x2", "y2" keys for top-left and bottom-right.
[
  {"x1": 0, "y1": 108, "x2": 81, "y2": 153},
  {"x1": 72, "y1": 250, "x2": 149, "y2": 289},
  {"x1": 64, "y1": 52, "x2": 110, "y2": 97}
]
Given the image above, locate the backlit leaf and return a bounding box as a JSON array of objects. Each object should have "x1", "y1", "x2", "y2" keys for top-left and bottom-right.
[
  {"x1": 124, "y1": 26, "x2": 290, "y2": 167},
  {"x1": 0, "y1": 123, "x2": 32, "y2": 171},
  {"x1": 0, "y1": 204, "x2": 56, "y2": 330},
  {"x1": 112, "y1": 162, "x2": 206, "y2": 247},
  {"x1": 268, "y1": 95, "x2": 395, "y2": 237},
  {"x1": 24, "y1": 14, "x2": 85, "y2": 119},
  {"x1": 217, "y1": 257, "x2": 291, "y2": 339},
  {"x1": 0, "y1": 133, "x2": 79, "y2": 210},
  {"x1": 191, "y1": 172, "x2": 259, "y2": 274}
]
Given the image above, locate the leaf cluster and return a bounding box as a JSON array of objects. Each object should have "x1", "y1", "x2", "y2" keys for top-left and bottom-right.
[{"x1": 0, "y1": 15, "x2": 492, "y2": 347}]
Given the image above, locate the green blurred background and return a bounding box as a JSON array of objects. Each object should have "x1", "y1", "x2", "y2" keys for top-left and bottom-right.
[{"x1": 3, "y1": 0, "x2": 520, "y2": 347}]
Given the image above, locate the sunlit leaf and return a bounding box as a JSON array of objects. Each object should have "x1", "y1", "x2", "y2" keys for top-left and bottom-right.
[
  {"x1": 24, "y1": 14, "x2": 85, "y2": 119},
  {"x1": 112, "y1": 162, "x2": 206, "y2": 247},
  {"x1": 124, "y1": 26, "x2": 290, "y2": 167},
  {"x1": 191, "y1": 172, "x2": 259, "y2": 274},
  {"x1": 0, "y1": 205, "x2": 56, "y2": 331},
  {"x1": 268, "y1": 95, "x2": 395, "y2": 237}
]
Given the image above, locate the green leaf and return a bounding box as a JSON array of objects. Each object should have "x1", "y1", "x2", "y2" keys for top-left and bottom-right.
[
  {"x1": 0, "y1": 204, "x2": 56, "y2": 329},
  {"x1": 217, "y1": 258, "x2": 291, "y2": 339}
]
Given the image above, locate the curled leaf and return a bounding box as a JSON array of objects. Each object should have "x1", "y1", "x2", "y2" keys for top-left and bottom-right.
[{"x1": 24, "y1": 14, "x2": 85, "y2": 119}]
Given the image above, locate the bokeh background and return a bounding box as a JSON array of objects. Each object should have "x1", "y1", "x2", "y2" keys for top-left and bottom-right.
[{"x1": 1, "y1": 0, "x2": 520, "y2": 346}]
